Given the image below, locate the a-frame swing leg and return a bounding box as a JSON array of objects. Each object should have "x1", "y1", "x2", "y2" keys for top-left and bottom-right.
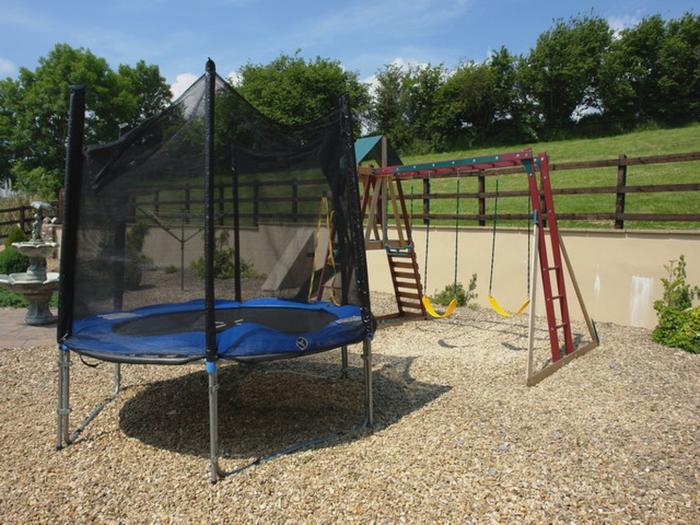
[{"x1": 526, "y1": 232, "x2": 600, "y2": 386}]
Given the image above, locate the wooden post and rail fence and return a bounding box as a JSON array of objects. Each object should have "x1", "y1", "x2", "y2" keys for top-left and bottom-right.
[{"x1": 1, "y1": 151, "x2": 699, "y2": 242}]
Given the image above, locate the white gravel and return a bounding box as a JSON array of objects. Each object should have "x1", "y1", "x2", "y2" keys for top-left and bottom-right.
[{"x1": 0, "y1": 294, "x2": 698, "y2": 523}]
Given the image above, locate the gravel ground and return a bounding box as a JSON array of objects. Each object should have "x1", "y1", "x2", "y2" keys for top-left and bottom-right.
[{"x1": 0, "y1": 293, "x2": 698, "y2": 524}]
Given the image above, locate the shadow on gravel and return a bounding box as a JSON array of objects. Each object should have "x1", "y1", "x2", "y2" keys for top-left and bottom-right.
[{"x1": 119, "y1": 351, "x2": 450, "y2": 460}]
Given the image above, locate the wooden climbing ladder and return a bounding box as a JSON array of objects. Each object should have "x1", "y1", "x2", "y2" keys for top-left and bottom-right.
[
  {"x1": 360, "y1": 170, "x2": 426, "y2": 320},
  {"x1": 524, "y1": 152, "x2": 599, "y2": 385}
]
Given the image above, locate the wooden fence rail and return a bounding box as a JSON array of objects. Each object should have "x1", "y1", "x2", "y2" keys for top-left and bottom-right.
[
  {"x1": 362, "y1": 150, "x2": 700, "y2": 229},
  {"x1": 0, "y1": 205, "x2": 32, "y2": 242},
  {"x1": 3, "y1": 151, "x2": 698, "y2": 236}
]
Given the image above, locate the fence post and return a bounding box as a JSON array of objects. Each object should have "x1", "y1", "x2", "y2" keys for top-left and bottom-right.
[
  {"x1": 422, "y1": 176, "x2": 430, "y2": 225},
  {"x1": 218, "y1": 183, "x2": 225, "y2": 225},
  {"x1": 184, "y1": 185, "x2": 191, "y2": 223},
  {"x1": 477, "y1": 171, "x2": 485, "y2": 226},
  {"x1": 19, "y1": 205, "x2": 26, "y2": 233},
  {"x1": 615, "y1": 153, "x2": 627, "y2": 229},
  {"x1": 154, "y1": 190, "x2": 160, "y2": 215},
  {"x1": 291, "y1": 180, "x2": 298, "y2": 222},
  {"x1": 252, "y1": 180, "x2": 260, "y2": 226}
]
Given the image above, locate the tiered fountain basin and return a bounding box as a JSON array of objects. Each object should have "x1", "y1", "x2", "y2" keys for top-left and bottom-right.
[{"x1": 0, "y1": 241, "x2": 59, "y2": 325}]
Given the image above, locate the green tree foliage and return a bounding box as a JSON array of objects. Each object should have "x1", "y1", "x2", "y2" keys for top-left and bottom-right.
[
  {"x1": 600, "y1": 13, "x2": 700, "y2": 126},
  {"x1": 236, "y1": 52, "x2": 369, "y2": 136},
  {"x1": 439, "y1": 61, "x2": 498, "y2": 148},
  {"x1": 370, "y1": 63, "x2": 447, "y2": 153},
  {"x1": 0, "y1": 44, "x2": 170, "y2": 197},
  {"x1": 370, "y1": 63, "x2": 410, "y2": 150},
  {"x1": 522, "y1": 15, "x2": 612, "y2": 131}
]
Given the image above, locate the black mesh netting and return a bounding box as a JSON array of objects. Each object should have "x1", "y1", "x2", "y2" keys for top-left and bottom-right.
[{"x1": 69, "y1": 74, "x2": 372, "y2": 341}]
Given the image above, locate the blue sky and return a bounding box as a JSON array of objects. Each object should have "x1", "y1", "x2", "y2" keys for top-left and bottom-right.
[{"x1": 0, "y1": 0, "x2": 696, "y2": 98}]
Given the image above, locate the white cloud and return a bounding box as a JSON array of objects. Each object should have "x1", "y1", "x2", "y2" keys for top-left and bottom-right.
[
  {"x1": 227, "y1": 70, "x2": 242, "y2": 86},
  {"x1": 297, "y1": 0, "x2": 472, "y2": 48},
  {"x1": 170, "y1": 73, "x2": 198, "y2": 100},
  {"x1": 0, "y1": 58, "x2": 17, "y2": 77},
  {"x1": 608, "y1": 15, "x2": 640, "y2": 37}
]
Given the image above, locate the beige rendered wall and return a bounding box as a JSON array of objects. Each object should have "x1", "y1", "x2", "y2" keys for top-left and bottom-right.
[
  {"x1": 108, "y1": 224, "x2": 699, "y2": 330},
  {"x1": 368, "y1": 227, "x2": 700, "y2": 329}
]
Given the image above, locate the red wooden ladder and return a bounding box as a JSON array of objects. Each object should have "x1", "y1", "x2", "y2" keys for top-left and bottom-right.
[{"x1": 525, "y1": 153, "x2": 575, "y2": 362}]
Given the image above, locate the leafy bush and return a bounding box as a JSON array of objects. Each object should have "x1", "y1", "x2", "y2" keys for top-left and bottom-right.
[
  {"x1": 4, "y1": 225, "x2": 28, "y2": 247},
  {"x1": 0, "y1": 288, "x2": 27, "y2": 307},
  {"x1": 0, "y1": 246, "x2": 29, "y2": 274},
  {"x1": 432, "y1": 274, "x2": 478, "y2": 309},
  {"x1": 163, "y1": 265, "x2": 178, "y2": 274},
  {"x1": 191, "y1": 231, "x2": 256, "y2": 279},
  {"x1": 652, "y1": 255, "x2": 700, "y2": 353},
  {"x1": 122, "y1": 222, "x2": 151, "y2": 290}
]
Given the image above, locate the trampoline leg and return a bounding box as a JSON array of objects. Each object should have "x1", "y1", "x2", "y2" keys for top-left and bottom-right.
[
  {"x1": 113, "y1": 363, "x2": 121, "y2": 396},
  {"x1": 362, "y1": 338, "x2": 373, "y2": 427},
  {"x1": 207, "y1": 361, "x2": 220, "y2": 484},
  {"x1": 341, "y1": 345, "x2": 348, "y2": 378},
  {"x1": 56, "y1": 346, "x2": 70, "y2": 450}
]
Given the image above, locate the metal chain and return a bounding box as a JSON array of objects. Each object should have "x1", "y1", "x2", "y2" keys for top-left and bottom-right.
[
  {"x1": 488, "y1": 178, "x2": 499, "y2": 295},
  {"x1": 454, "y1": 176, "x2": 460, "y2": 289},
  {"x1": 423, "y1": 176, "x2": 430, "y2": 291}
]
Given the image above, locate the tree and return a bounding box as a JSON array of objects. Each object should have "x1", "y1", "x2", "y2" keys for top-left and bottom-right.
[
  {"x1": 656, "y1": 13, "x2": 700, "y2": 122},
  {"x1": 236, "y1": 52, "x2": 369, "y2": 136},
  {"x1": 523, "y1": 15, "x2": 612, "y2": 131},
  {"x1": 117, "y1": 61, "x2": 172, "y2": 126},
  {"x1": 0, "y1": 43, "x2": 170, "y2": 197},
  {"x1": 599, "y1": 13, "x2": 700, "y2": 126},
  {"x1": 599, "y1": 16, "x2": 666, "y2": 125},
  {"x1": 402, "y1": 64, "x2": 448, "y2": 152},
  {"x1": 369, "y1": 63, "x2": 410, "y2": 150},
  {"x1": 438, "y1": 61, "x2": 497, "y2": 147}
]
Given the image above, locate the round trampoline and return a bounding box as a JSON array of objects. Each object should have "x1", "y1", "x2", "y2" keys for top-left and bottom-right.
[{"x1": 63, "y1": 298, "x2": 366, "y2": 364}]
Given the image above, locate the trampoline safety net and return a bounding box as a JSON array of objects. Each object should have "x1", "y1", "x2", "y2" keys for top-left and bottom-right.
[{"x1": 61, "y1": 70, "x2": 372, "y2": 360}]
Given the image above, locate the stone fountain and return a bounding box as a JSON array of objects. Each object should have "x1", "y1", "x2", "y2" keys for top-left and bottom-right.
[{"x1": 0, "y1": 202, "x2": 59, "y2": 325}]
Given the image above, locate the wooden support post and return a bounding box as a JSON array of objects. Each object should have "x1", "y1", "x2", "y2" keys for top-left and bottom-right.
[
  {"x1": 252, "y1": 181, "x2": 260, "y2": 226},
  {"x1": 184, "y1": 185, "x2": 191, "y2": 223},
  {"x1": 218, "y1": 183, "x2": 225, "y2": 225},
  {"x1": 291, "y1": 181, "x2": 299, "y2": 222},
  {"x1": 526, "y1": 220, "x2": 540, "y2": 382},
  {"x1": 19, "y1": 206, "x2": 26, "y2": 234},
  {"x1": 422, "y1": 176, "x2": 430, "y2": 225},
  {"x1": 615, "y1": 154, "x2": 627, "y2": 229},
  {"x1": 477, "y1": 171, "x2": 486, "y2": 226}
]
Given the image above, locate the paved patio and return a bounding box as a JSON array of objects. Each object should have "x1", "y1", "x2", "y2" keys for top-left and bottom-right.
[{"x1": 0, "y1": 308, "x2": 56, "y2": 349}]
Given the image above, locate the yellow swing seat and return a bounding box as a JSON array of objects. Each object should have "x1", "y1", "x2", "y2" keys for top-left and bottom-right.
[
  {"x1": 422, "y1": 296, "x2": 458, "y2": 319},
  {"x1": 487, "y1": 295, "x2": 530, "y2": 318}
]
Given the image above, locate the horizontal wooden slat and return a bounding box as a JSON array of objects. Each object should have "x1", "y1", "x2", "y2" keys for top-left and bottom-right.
[
  {"x1": 388, "y1": 261, "x2": 415, "y2": 269},
  {"x1": 393, "y1": 271, "x2": 417, "y2": 279},
  {"x1": 396, "y1": 291, "x2": 421, "y2": 300}
]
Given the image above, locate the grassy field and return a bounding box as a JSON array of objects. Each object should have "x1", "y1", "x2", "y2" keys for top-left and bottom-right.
[{"x1": 398, "y1": 123, "x2": 700, "y2": 229}]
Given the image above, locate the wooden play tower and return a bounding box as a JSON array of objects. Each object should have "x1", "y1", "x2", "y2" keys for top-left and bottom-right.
[{"x1": 356, "y1": 136, "x2": 426, "y2": 321}]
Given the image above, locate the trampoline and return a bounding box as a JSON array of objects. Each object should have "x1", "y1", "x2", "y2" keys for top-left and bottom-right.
[
  {"x1": 56, "y1": 59, "x2": 374, "y2": 482},
  {"x1": 64, "y1": 298, "x2": 366, "y2": 364}
]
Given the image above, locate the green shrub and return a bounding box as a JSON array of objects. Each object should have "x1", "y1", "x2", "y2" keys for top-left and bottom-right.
[
  {"x1": 163, "y1": 265, "x2": 178, "y2": 274},
  {"x1": 652, "y1": 255, "x2": 699, "y2": 353},
  {"x1": 122, "y1": 222, "x2": 152, "y2": 290},
  {"x1": 124, "y1": 258, "x2": 143, "y2": 290},
  {"x1": 0, "y1": 288, "x2": 27, "y2": 307},
  {"x1": 4, "y1": 226, "x2": 28, "y2": 247},
  {"x1": 191, "y1": 231, "x2": 256, "y2": 279},
  {"x1": 432, "y1": 274, "x2": 478, "y2": 308},
  {"x1": 0, "y1": 246, "x2": 29, "y2": 274},
  {"x1": 654, "y1": 255, "x2": 699, "y2": 312}
]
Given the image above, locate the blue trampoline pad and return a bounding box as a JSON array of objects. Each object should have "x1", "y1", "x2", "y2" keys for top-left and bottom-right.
[{"x1": 62, "y1": 298, "x2": 367, "y2": 364}]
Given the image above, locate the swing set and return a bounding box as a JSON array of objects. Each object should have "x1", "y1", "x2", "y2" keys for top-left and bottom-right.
[{"x1": 359, "y1": 147, "x2": 599, "y2": 385}]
